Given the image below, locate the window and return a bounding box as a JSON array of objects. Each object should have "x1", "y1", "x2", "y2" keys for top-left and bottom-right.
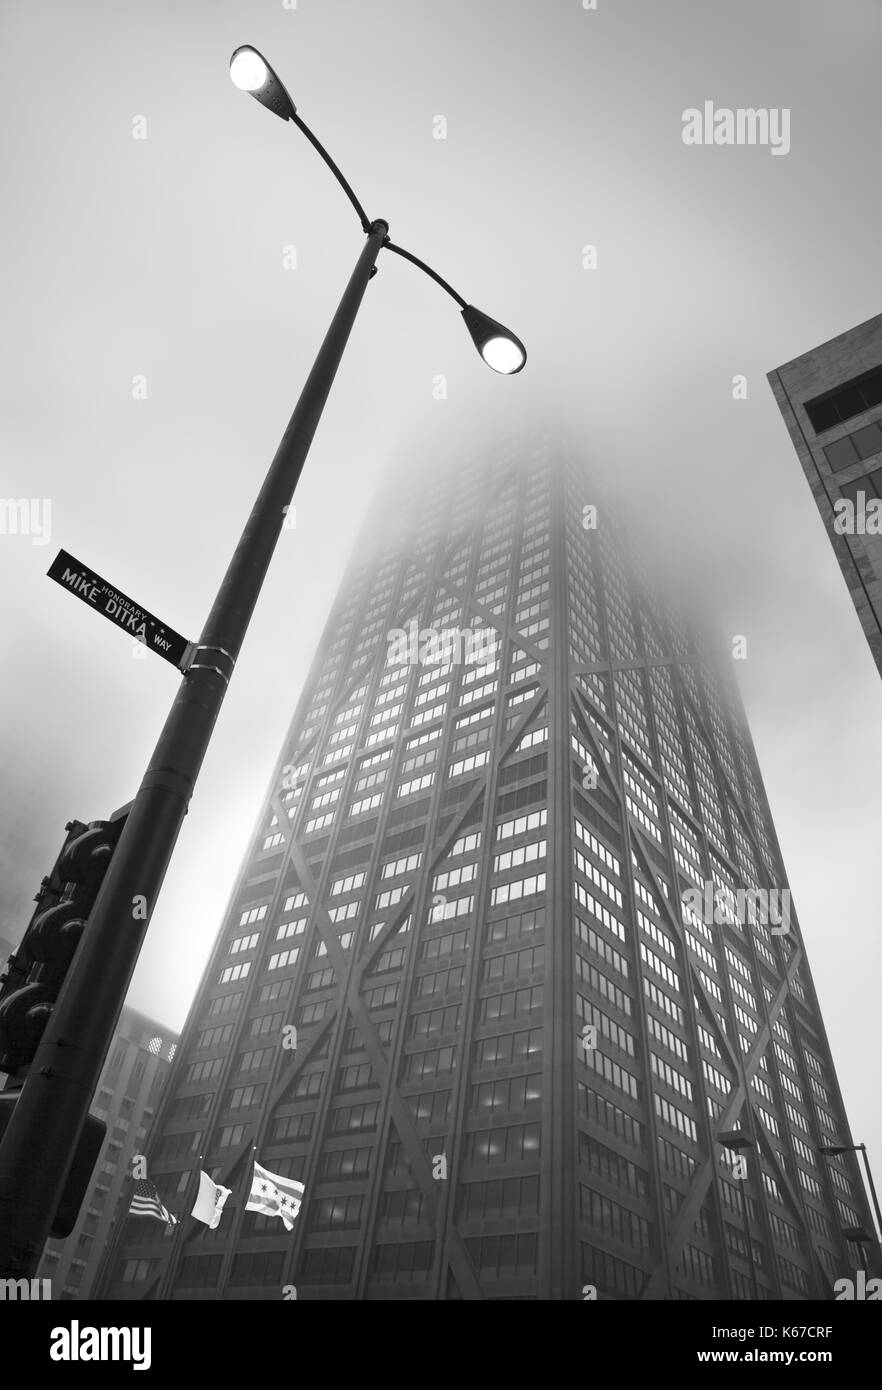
[
  {"x1": 490, "y1": 872, "x2": 546, "y2": 906},
  {"x1": 225, "y1": 1084, "x2": 265, "y2": 1111},
  {"x1": 309, "y1": 1195, "x2": 363, "y2": 1230},
  {"x1": 483, "y1": 945, "x2": 544, "y2": 983},
  {"x1": 581, "y1": 1244, "x2": 647, "y2": 1298},
  {"x1": 480, "y1": 986, "x2": 543, "y2": 1023},
  {"x1": 804, "y1": 363, "x2": 882, "y2": 433},
  {"x1": 580, "y1": 1186, "x2": 653, "y2": 1251},
  {"x1": 330, "y1": 872, "x2": 366, "y2": 896},
  {"x1": 195, "y1": 1024, "x2": 234, "y2": 1050},
  {"x1": 186, "y1": 1058, "x2": 223, "y2": 1084},
  {"x1": 239, "y1": 905, "x2": 268, "y2": 927},
  {"x1": 496, "y1": 809, "x2": 547, "y2": 841},
  {"x1": 293, "y1": 1071, "x2": 324, "y2": 1099},
  {"x1": 319, "y1": 1147, "x2": 372, "y2": 1180},
  {"x1": 475, "y1": 1028, "x2": 543, "y2": 1068},
  {"x1": 218, "y1": 1124, "x2": 246, "y2": 1148},
  {"x1": 267, "y1": 947, "x2": 300, "y2": 972},
  {"x1": 219, "y1": 962, "x2": 250, "y2": 984},
  {"x1": 465, "y1": 1122, "x2": 540, "y2": 1166},
  {"x1": 229, "y1": 932, "x2": 259, "y2": 954},
  {"x1": 378, "y1": 1188, "x2": 427, "y2": 1225},
  {"x1": 465, "y1": 1233, "x2": 539, "y2": 1277},
  {"x1": 470, "y1": 1073, "x2": 542, "y2": 1114},
  {"x1": 337, "y1": 1063, "x2": 373, "y2": 1092},
  {"x1": 404, "y1": 1045, "x2": 456, "y2": 1080},
  {"x1": 838, "y1": 467, "x2": 882, "y2": 508},
  {"x1": 369, "y1": 1240, "x2": 433, "y2": 1283},
  {"x1": 406, "y1": 1089, "x2": 451, "y2": 1124},
  {"x1": 493, "y1": 840, "x2": 546, "y2": 874},
  {"x1": 229, "y1": 1251, "x2": 285, "y2": 1286},
  {"x1": 410, "y1": 1004, "x2": 461, "y2": 1038},
  {"x1": 236, "y1": 1046, "x2": 274, "y2": 1073},
  {"x1": 298, "y1": 1246, "x2": 356, "y2": 1285},
  {"x1": 271, "y1": 1112, "x2": 314, "y2": 1141},
  {"x1": 458, "y1": 1175, "x2": 540, "y2": 1220},
  {"x1": 580, "y1": 1133, "x2": 648, "y2": 1198},
  {"x1": 259, "y1": 980, "x2": 292, "y2": 1004},
  {"x1": 330, "y1": 1102, "x2": 380, "y2": 1134}
]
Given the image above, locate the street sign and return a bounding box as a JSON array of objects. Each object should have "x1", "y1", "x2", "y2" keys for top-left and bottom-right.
[{"x1": 47, "y1": 549, "x2": 194, "y2": 670}]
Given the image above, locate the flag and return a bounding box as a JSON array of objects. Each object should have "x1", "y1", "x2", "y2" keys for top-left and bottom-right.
[
  {"x1": 129, "y1": 1178, "x2": 176, "y2": 1225},
  {"x1": 246, "y1": 1160, "x2": 304, "y2": 1230},
  {"x1": 191, "y1": 1170, "x2": 232, "y2": 1229}
]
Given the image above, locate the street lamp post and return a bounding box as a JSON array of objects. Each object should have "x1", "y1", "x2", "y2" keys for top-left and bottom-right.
[
  {"x1": 0, "y1": 45, "x2": 526, "y2": 1278},
  {"x1": 720, "y1": 1130, "x2": 760, "y2": 1301},
  {"x1": 819, "y1": 1142, "x2": 882, "y2": 1254},
  {"x1": 842, "y1": 1226, "x2": 872, "y2": 1272}
]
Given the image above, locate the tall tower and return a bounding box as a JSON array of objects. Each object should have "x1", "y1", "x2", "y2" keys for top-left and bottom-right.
[{"x1": 100, "y1": 431, "x2": 875, "y2": 1300}]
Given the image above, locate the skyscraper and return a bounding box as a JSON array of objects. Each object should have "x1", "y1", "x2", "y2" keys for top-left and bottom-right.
[
  {"x1": 769, "y1": 312, "x2": 882, "y2": 679},
  {"x1": 100, "y1": 432, "x2": 875, "y2": 1301}
]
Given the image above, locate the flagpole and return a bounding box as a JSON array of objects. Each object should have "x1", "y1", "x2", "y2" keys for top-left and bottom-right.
[
  {"x1": 89, "y1": 1187, "x2": 132, "y2": 1300},
  {"x1": 92, "y1": 1168, "x2": 171, "y2": 1300},
  {"x1": 213, "y1": 1143, "x2": 257, "y2": 1301},
  {"x1": 155, "y1": 1156, "x2": 203, "y2": 1302}
]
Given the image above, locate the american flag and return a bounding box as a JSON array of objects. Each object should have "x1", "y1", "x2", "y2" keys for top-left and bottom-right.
[{"x1": 129, "y1": 1178, "x2": 177, "y2": 1225}]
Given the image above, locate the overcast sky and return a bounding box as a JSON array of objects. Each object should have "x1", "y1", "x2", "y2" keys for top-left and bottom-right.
[{"x1": 2, "y1": 0, "x2": 881, "y2": 1191}]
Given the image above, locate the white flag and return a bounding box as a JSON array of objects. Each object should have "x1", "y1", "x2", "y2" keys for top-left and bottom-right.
[
  {"x1": 191, "y1": 1170, "x2": 232, "y2": 1229},
  {"x1": 246, "y1": 1160, "x2": 304, "y2": 1231}
]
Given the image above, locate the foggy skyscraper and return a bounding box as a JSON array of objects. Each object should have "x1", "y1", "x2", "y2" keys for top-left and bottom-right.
[{"x1": 100, "y1": 433, "x2": 875, "y2": 1300}]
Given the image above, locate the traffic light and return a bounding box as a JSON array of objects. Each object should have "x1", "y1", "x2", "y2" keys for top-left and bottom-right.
[
  {"x1": 0, "y1": 1093, "x2": 105, "y2": 1238},
  {"x1": 0, "y1": 812, "x2": 128, "y2": 1080}
]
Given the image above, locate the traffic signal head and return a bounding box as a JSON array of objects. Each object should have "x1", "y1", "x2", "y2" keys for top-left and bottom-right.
[
  {"x1": 0, "y1": 1093, "x2": 106, "y2": 1238},
  {"x1": 0, "y1": 817, "x2": 126, "y2": 1077}
]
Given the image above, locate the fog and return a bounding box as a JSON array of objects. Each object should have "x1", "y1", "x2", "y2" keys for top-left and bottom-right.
[{"x1": 1, "y1": 0, "x2": 880, "y2": 1189}]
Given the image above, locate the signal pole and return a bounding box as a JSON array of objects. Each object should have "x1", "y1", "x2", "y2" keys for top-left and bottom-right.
[{"x1": 0, "y1": 224, "x2": 388, "y2": 1278}]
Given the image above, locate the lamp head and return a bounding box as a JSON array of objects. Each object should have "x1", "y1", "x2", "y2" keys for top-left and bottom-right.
[
  {"x1": 843, "y1": 1225, "x2": 871, "y2": 1243},
  {"x1": 229, "y1": 45, "x2": 296, "y2": 121},
  {"x1": 719, "y1": 1130, "x2": 752, "y2": 1152},
  {"x1": 461, "y1": 304, "x2": 526, "y2": 375}
]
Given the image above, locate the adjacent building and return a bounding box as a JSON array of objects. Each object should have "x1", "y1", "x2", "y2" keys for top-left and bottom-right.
[
  {"x1": 100, "y1": 431, "x2": 875, "y2": 1300},
  {"x1": 769, "y1": 312, "x2": 882, "y2": 678},
  {"x1": 38, "y1": 1007, "x2": 177, "y2": 1299}
]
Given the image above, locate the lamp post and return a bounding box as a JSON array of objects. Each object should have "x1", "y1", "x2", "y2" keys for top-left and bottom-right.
[
  {"x1": 720, "y1": 1130, "x2": 760, "y2": 1301},
  {"x1": 0, "y1": 44, "x2": 526, "y2": 1278},
  {"x1": 842, "y1": 1225, "x2": 872, "y2": 1272},
  {"x1": 818, "y1": 1142, "x2": 882, "y2": 1248}
]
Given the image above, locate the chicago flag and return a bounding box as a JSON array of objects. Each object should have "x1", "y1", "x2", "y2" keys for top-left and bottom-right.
[{"x1": 246, "y1": 1160, "x2": 304, "y2": 1231}]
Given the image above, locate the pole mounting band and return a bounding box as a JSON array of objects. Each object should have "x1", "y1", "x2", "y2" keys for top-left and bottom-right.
[{"x1": 184, "y1": 644, "x2": 237, "y2": 686}]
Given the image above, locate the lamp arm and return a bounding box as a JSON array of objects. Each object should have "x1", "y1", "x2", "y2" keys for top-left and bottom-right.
[
  {"x1": 291, "y1": 112, "x2": 373, "y2": 233},
  {"x1": 382, "y1": 241, "x2": 469, "y2": 309}
]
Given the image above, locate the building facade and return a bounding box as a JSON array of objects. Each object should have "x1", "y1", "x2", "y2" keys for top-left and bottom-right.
[
  {"x1": 38, "y1": 1007, "x2": 177, "y2": 1299},
  {"x1": 100, "y1": 433, "x2": 874, "y2": 1300},
  {"x1": 769, "y1": 312, "x2": 882, "y2": 678}
]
